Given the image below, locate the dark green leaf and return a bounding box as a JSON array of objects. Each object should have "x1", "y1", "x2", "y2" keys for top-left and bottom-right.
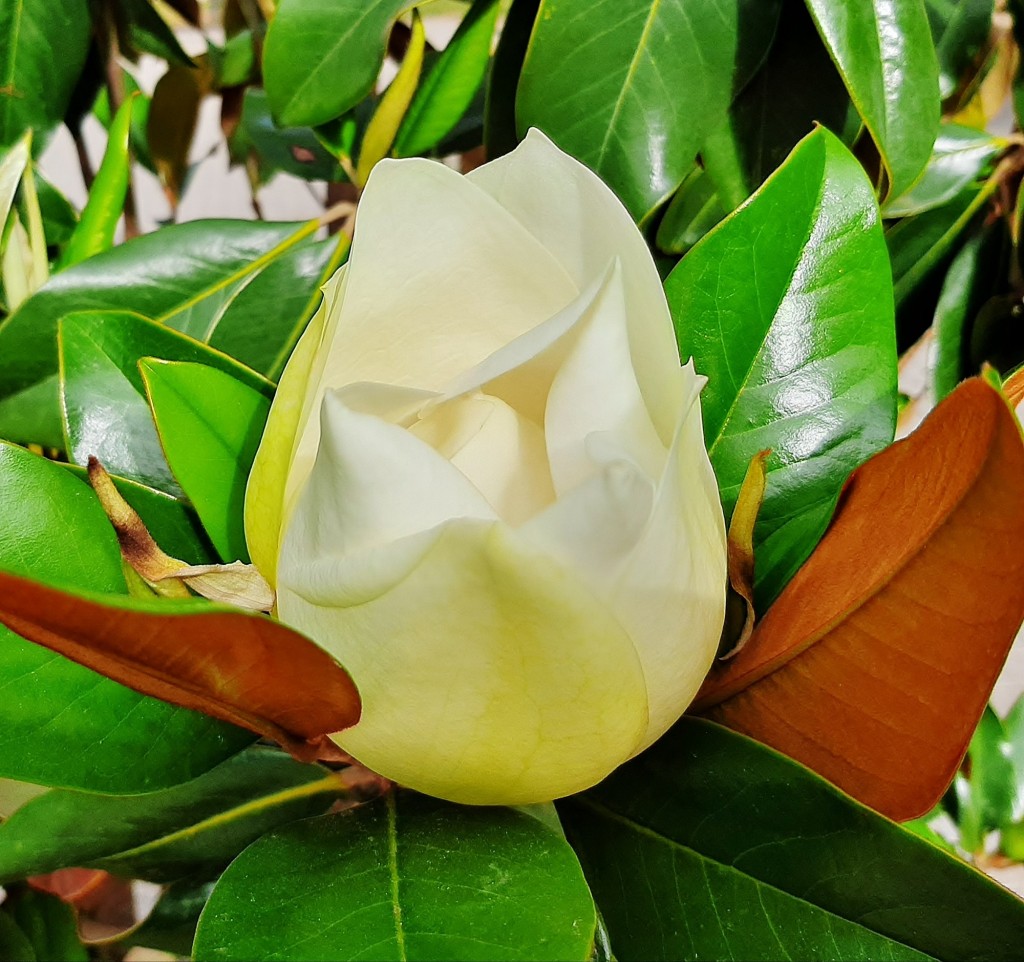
[
  {"x1": 0, "y1": 0, "x2": 91, "y2": 148},
  {"x1": 143, "y1": 360, "x2": 271, "y2": 563},
  {"x1": 0, "y1": 746, "x2": 341, "y2": 883},
  {"x1": 562, "y1": 718, "x2": 1024, "y2": 962},
  {"x1": 932, "y1": 222, "x2": 1009, "y2": 399},
  {"x1": 121, "y1": 0, "x2": 196, "y2": 67},
  {"x1": 130, "y1": 880, "x2": 216, "y2": 956},
  {"x1": 518, "y1": 0, "x2": 743, "y2": 220},
  {"x1": 0, "y1": 911, "x2": 34, "y2": 961},
  {"x1": 231, "y1": 88, "x2": 343, "y2": 183},
  {"x1": 394, "y1": 0, "x2": 500, "y2": 158},
  {"x1": 884, "y1": 124, "x2": 1003, "y2": 217},
  {"x1": 205, "y1": 236, "x2": 340, "y2": 378},
  {"x1": 957, "y1": 707, "x2": 1017, "y2": 853},
  {"x1": 0, "y1": 219, "x2": 299, "y2": 445},
  {"x1": 665, "y1": 127, "x2": 896, "y2": 608},
  {"x1": 5, "y1": 889, "x2": 86, "y2": 962},
  {"x1": 702, "y1": 0, "x2": 858, "y2": 209},
  {"x1": 35, "y1": 173, "x2": 78, "y2": 249},
  {"x1": 194, "y1": 793, "x2": 598, "y2": 961},
  {"x1": 0, "y1": 441, "x2": 252, "y2": 792},
  {"x1": 263, "y1": 0, "x2": 415, "y2": 128},
  {"x1": 655, "y1": 167, "x2": 726, "y2": 256},
  {"x1": 148, "y1": 62, "x2": 205, "y2": 204},
  {"x1": 928, "y1": 0, "x2": 995, "y2": 99},
  {"x1": 804, "y1": 0, "x2": 941, "y2": 199},
  {"x1": 483, "y1": 0, "x2": 539, "y2": 159}
]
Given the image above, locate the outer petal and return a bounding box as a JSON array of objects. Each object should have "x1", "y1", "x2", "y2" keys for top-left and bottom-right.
[
  {"x1": 244, "y1": 269, "x2": 347, "y2": 584},
  {"x1": 279, "y1": 520, "x2": 649, "y2": 805},
  {"x1": 469, "y1": 129, "x2": 684, "y2": 443}
]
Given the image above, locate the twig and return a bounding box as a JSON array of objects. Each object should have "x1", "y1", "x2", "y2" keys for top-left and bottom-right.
[{"x1": 101, "y1": 0, "x2": 139, "y2": 239}]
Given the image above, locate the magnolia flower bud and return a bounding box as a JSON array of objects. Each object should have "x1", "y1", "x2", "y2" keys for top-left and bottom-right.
[{"x1": 245, "y1": 130, "x2": 727, "y2": 805}]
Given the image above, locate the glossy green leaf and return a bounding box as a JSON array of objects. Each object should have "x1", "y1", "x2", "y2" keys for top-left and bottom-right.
[
  {"x1": 194, "y1": 792, "x2": 597, "y2": 961},
  {"x1": 884, "y1": 124, "x2": 1003, "y2": 217},
  {"x1": 394, "y1": 0, "x2": 500, "y2": 158},
  {"x1": 928, "y1": 0, "x2": 995, "y2": 99},
  {"x1": 702, "y1": 1, "x2": 860, "y2": 209},
  {"x1": 2, "y1": 890, "x2": 86, "y2": 962},
  {"x1": 0, "y1": 441, "x2": 252, "y2": 792},
  {"x1": 564, "y1": 719, "x2": 1024, "y2": 961},
  {"x1": 804, "y1": 0, "x2": 940, "y2": 199},
  {"x1": 655, "y1": 167, "x2": 726, "y2": 256},
  {"x1": 0, "y1": 0, "x2": 91, "y2": 148},
  {"x1": 206, "y1": 236, "x2": 339, "y2": 378},
  {"x1": 0, "y1": 746, "x2": 341, "y2": 883},
  {"x1": 58, "y1": 310, "x2": 271, "y2": 497},
  {"x1": 263, "y1": 0, "x2": 420, "y2": 128},
  {"x1": 57, "y1": 96, "x2": 135, "y2": 270},
  {"x1": 483, "y1": 0, "x2": 539, "y2": 159},
  {"x1": 142, "y1": 360, "x2": 270, "y2": 563},
  {"x1": 517, "y1": 0, "x2": 743, "y2": 220},
  {"x1": 665, "y1": 127, "x2": 897, "y2": 608},
  {"x1": 933, "y1": 222, "x2": 1009, "y2": 399},
  {"x1": 888, "y1": 179, "x2": 996, "y2": 310},
  {"x1": 0, "y1": 219, "x2": 300, "y2": 445}
]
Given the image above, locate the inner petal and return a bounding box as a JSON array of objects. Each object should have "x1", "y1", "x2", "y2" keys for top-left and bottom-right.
[{"x1": 410, "y1": 392, "x2": 555, "y2": 525}]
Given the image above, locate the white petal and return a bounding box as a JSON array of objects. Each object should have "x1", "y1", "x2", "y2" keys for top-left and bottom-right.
[
  {"x1": 279, "y1": 389, "x2": 496, "y2": 606},
  {"x1": 544, "y1": 259, "x2": 667, "y2": 494},
  {"x1": 278, "y1": 519, "x2": 649, "y2": 805},
  {"x1": 469, "y1": 129, "x2": 684, "y2": 443},
  {"x1": 410, "y1": 392, "x2": 555, "y2": 524}
]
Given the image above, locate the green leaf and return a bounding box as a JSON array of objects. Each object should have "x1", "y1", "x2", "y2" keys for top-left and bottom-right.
[
  {"x1": 121, "y1": 0, "x2": 196, "y2": 67},
  {"x1": 888, "y1": 179, "x2": 997, "y2": 311},
  {"x1": 231, "y1": 88, "x2": 342, "y2": 184},
  {"x1": 142, "y1": 360, "x2": 271, "y2": 563},
  {"x1": 884, "y1": 123, "x2": 1003, "y2": 217},
  {"x1": 205, "y1": 236, "x2": 339, "y2": 378},
  {"x1": 35, "y1": 171, "x2": 78, "y2": 248},
  {"x1": 0, "y1": 911, "x2": 35, "y2": 962},
  {"x1": 517, "y1": 0, "x2": 744, "y2": 221},
  {"x1": 394, "y1": 0, "x2": 500, "y2": 158},
  {"x1": 665, "y1": 127, "x2": 896, "y2": 608},
  {"x1": 932, "y1": 222, "x2": 1008, "y2": 399},
  {"x1": 655, "y1": 167, "x2": 726, "y2": 256},
  {"x1": 210, "y1": 29, "x2": 256, "y2": 88},
  {"x1": 130, "y1": 880, "x2": 216, "y2": 956},
  {"x1": 0, "y1": 134, "x2": 29, "y2": 237},
  {"x1": 928, "y1": 0, "x2": 995, "y2": 99},
  {"x1": 263, "y1": 0, "x2": 420, "y2": 128},
  {"x1": 3, "y1": 890, "x2": 86, "y2": 962},
  {"x1": 0, "y1": 746, "x2": 341, "y2": 883},
  {"x1": 57, "y1": 95, "x2": 135, "y2": 270},
  {"x1": 957, "y1": 707, "x2": 1017, "y2": 853},
  {"x1": 804, "y1": 0, "x2": 941, "y2": 199},
  {"x1": 561, "y1": 718, "x2": 1024, "y2": 962},
  {"x1": 0, "y1": 441, "x2": 252, "y2": 792},
  {"x1": 356, "y1": 9, "x2": 426, "y2": 184},
  {"x1": 701, "y1": 0, "x2": 858, "y2": 209},
  {"x1": 483, "y1": 0, "x2": 539, "y2": 159},
  {"x1": 194, "y1": 792, "x2": 598, "y2": 961},
  {"x1": 0, "y1": 0, "x2": 91, "y2": 148},
  {"x1": 58, "y1": 310, "x2": 272, "y2": 499},
  {"x1": 0, "y1": 219, "x2": 301, "y2": 445}
]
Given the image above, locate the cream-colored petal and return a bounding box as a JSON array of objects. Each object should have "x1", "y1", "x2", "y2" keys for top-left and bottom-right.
[
  {"x1": 615, "y1": 364, "x2": 727, "y2": 749},
  {"x1": 322, "y1": 156, "x2": 577, "y2": 395},
  {"x1": 410, "y1": 392, "x2": 555, "y2": 524},
  {"x1": 278, "y1": 519, "x2": 649, "y2": 805},
  {"x1": 469, "y1": 128, "x2": 683, "y2": 443},
  {"x1": 280, "y1": 389, "x2": 496, "y2": 606},
  {"x1": 244, "y1": 269, "x2": 347, "y2": 584},
  {"x1": 544, "y1": 259, "x2": 666, "y2": 494}
]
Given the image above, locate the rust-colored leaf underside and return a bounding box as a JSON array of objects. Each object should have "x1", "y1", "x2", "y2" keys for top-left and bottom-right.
[
  {"x1": 692, "y1": 378, "x2": 1024, "y2": 820},
  {"x1": 0, "y1": 571, "x2": 361, "y2": 761}
]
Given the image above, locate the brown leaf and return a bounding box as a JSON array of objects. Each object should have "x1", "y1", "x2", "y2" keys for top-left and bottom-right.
[
  {"x1": 0, "y1": 570, "x2": 361, "y2": 762},
  {"x1": 692, "y1": 377, "x2": 1024, "y2": 820}
]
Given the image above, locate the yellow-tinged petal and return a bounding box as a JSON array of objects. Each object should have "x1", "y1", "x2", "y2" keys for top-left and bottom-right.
[
  {"x1": 468, "y1": 128, "x2": 684, "y2": 444},
  {"x1": 244, "y1": 269, "x2": 346, "y2": 583},
  {"x1": 279, "y1": 519, "x2": 649, "y2": 805}
]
